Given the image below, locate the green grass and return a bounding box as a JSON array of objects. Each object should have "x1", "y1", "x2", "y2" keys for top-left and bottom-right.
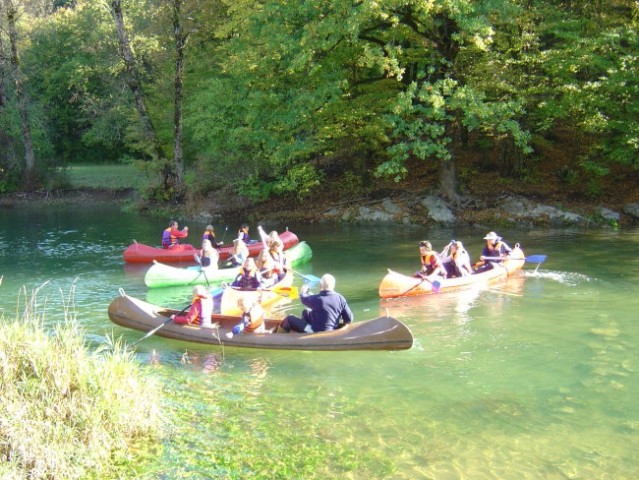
[
  {"x1": 65, "y1": 164, "x2": 147, "y2": 190},
  {"x1": 0, "y1": 286, "x2": 163, "y2": 479}
]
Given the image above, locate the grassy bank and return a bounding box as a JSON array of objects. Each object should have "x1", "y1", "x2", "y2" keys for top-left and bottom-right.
[
  {"x1": 0, "y1": 287, "x2": 162, "y2": 479},
  {"x1": 65, "y1": 164, "x2": 146, "y2": 190}
]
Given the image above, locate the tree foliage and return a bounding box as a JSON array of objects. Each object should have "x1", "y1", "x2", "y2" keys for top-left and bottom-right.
[{"x1": 0, "y1": 0, "x2": 636, "y2": 201}]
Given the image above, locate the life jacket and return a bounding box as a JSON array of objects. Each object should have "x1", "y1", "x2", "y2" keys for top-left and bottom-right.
[
  {"x1": 486, "y1": 241, "x2": 506, "y2": 259},
  {"x1": 242, "y1": 304, "x2": 265, "y2": 332},
  {"x1": 202, "y1": 231, "x2": 215, "y2": 243},
  {"x1": 161, "y1": 227, "x2": 173, "y2": 248},
  {"x1": 235, "y1": 266, "x2": 260, "y2": 288},
  {"x1": 420, "y1": 252, "x2": 439, "y2": 273},
  {"x1": 196, "y1": 294, "x2": 213, "y2": 325}
]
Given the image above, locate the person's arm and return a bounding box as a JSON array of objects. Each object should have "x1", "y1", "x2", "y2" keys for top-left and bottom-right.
[
  {"x1": 257, "y1": 225, "x2": 270, "y2": 249},
  {"x1": 341, "y1": 296, "x2": 354, "y2": 325},
  {"x1": 172, "y1": 227, "x2": 188, "y2": 239}
]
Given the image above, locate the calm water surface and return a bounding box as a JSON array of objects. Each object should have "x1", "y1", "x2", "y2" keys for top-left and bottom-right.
[{"x1": 1, "y1": 205, "x2": 638, "y2": 479}]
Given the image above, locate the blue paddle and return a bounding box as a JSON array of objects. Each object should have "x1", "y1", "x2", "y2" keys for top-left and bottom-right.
[
  {"x1": 482, "y1": 254, "x2": 547, "y2": 264},
  {"x1": 289, "y1": 268, "x2": 321, "y2": 285}
]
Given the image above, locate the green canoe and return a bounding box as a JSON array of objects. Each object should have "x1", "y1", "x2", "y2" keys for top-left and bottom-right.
[{"x1": 144, "y1": 241, "x2": 313, "y2": 288}]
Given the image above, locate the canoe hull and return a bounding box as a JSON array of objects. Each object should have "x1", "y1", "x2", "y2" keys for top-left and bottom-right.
[
  {"x1": 107, "y1": 294, "x2": 413, "y2": 351},
  {"x1": 379, "y1": 247, "x2": 526, "y2": 298},
  {"x1": 144, "y1": 241, "x2": 312, "y2": 288},
  {"x1": 123, "y1": 230, "x2": 299, "y2": 264}
]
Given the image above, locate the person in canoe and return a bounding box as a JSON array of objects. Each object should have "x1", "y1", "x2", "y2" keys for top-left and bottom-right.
[
  {"x1": 279, "y1": 273, "x2": 353, "y2": 333},
  {"x1": 171, "y1": 285, "x2": 213, "y2": 328},
  {"x1": 225, "y1": 298, "x2": 267, "y2": 338},
  {"x1": 417, "y1": 241, "x2": 447, "y2": 279},
  {"x1": 226, "y1": 238, "x2": 249, "y2": 267},
  {"x1": 441, "y1": 240, "x2": 473, "y2": 277},
  {"x1": 162, "y1": 220, "x2": 188, "y2": 248},
  {"x1": 194, "y1": 239, "x2": 219, "y2": 270},
  {"x1": 257, "y1": 225, "x2": 282, "y2": 250},
  {"x1": 474, "y1": 231, "x2": 512, "y2": 273},
  {"x1": 202, "y1": 225, "x2": 223, "y2": 248},
  {"x1": 255, "y1": 249, "x2": 278, "y2": 288},
  {"x1": 265, "y1": 238, "x2": 289, "y2": 282},
  {"x1": 231, "y1": 257, "x2": 263, "y2": 288},
  {"x1": 237, "y1": 223, "x2": 255, "y2": 244}
]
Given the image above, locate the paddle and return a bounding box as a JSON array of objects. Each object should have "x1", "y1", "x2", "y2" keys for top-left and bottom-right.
[
  {"x1": 400, "y1": 275, "x2": 441, "y2": 296},
  {"x1": 270, "y1": 285, "x2": 299, "y2": 299},
  {"x1": 132, "y1": 303, "x2": 190, "y2": 346},
  {"x1": 289, "y1": 268, "x2": 321, "y2": 285},
  {"x1": 219, "y1": 225, "x2": 228, "y2": 246},
  {"x1": 481, "y1": 254, "x2": 547, "y2": 264}
]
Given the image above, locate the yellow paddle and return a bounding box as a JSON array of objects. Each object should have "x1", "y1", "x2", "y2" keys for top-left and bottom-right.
[{"x1": 270, "y1": 285, "x2": 299, "y2": 299}]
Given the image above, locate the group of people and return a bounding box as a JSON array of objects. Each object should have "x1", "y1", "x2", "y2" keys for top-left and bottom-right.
[
  {"x1": 416, "y1": 231, "x2": 512, "y2": 281},
  {"x1": 166, "y1": 221, "x2": 511, "y2": 339}
]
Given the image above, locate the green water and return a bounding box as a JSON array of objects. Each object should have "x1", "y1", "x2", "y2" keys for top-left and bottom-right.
[{"x1": 1, "y1": 205, "x2": 638, "y2": 479}]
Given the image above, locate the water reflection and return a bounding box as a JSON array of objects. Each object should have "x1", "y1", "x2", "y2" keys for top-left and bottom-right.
[{"x1": 2, "y1": 207, "x2": 639, "y2": 479}]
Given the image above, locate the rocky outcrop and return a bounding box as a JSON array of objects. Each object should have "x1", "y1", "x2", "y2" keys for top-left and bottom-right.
[{"x1": 312, "y1": 193, "x2": 631, "y2": 227}]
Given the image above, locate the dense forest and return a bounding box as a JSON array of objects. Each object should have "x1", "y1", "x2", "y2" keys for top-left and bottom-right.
[{"x1": 0, "y1": 0, "x2": 637, "y2": 209}]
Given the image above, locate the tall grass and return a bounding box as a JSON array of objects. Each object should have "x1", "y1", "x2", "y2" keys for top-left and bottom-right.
[{"x1": 0, "y1": 285, "x2": 163, "y2": 479}]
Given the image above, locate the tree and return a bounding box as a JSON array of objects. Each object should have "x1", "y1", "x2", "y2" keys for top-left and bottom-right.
[{"x1": 2, "y1": 0, "x2": 36, "y2": 189}]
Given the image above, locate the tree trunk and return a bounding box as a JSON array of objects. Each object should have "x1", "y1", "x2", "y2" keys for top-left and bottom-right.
[
  {"x1": 109, "y1": 0, "x2": 165, "y2": 162},
  {"x1": 439, "y1": 157, "x2": 457, "y2": 201},
  {"x1": 171, "y1": 0, "x2": 186, "y2": 186},
  {"x1": 0, "y1": 28, "x2": 8, "y2": 108},
  {"x1": 4, "y1": 0, "x2": 36, "y2": 190}
]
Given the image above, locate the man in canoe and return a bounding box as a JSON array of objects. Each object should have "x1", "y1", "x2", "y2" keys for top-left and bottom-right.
[
  {"x1": 279, "y1": 273, "x2": 353, "y2": 333},
  {"x1": 474, "y1": 231, "x2": 512, "y2": 272},
  {"x1": 162, "y1": 220, "x2": 188, "y2": 248}
]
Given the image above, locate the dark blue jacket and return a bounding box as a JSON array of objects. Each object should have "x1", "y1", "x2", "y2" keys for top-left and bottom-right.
[{"x1": 301, "y1": 290, "x2": 353, "y2": 332}]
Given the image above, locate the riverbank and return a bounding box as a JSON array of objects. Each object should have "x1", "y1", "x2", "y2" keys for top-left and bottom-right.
[{"x1": 2, "y1": 159, "x2": 638, "y2": 227}]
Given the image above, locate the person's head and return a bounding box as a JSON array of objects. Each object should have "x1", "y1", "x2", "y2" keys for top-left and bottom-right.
[
  {"x1": 320, "y1": 273, "x2": 336, "y2": 291},
  {"x1": 240, "y1": 223, "x2": 249, "y2": 232},
  {"x1": 205, "y1": 224, "x2": 214, "y2": 233},
  {"x1": 170, "y1": 220, "x2": 178, "y2": 228},
  {"x1": 193, "y1": 285, "x2": 207, "y2": 298},
  {"x1": 243, "y1": 257, "x2": 256, "y2": 270},
  {"x1": 483, "y1": 231, "x2": 500, "y2": 243},
  {"x1": 419, "y1": 240, "x2": 432, "y2": 253}
]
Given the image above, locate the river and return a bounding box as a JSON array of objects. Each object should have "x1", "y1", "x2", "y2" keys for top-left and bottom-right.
[{"x1": 1, "y1": 204, "x2": 638, "y2": 479}]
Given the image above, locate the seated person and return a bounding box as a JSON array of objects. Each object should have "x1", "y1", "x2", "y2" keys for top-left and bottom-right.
[
  {"x1": 194, "y1": 239, "x2": 219, "y2": 270},
  {"x1": 202, "y1": 225, "x2": 223, "y2": 248},
  {"x1": 441, "y1": 240, "x2": 472, "y2": 277},
  {"x1": 267, "y1": 241, "x2": 289, "y2": 281},
  {"x1": 162, "y1": 220, "x2": 188, "y2": 248},
  {"x1": 279, "y1": 274, "x2": 353, "y2": 333},
  {"x1": 255, "y1": 249, "x2": 278, "y2": 288},
  {"x1": 416, "y1": 240, "x2": 447, "y2": 279},
  {"x1": 171, "y1": 285, "x2": 213, "y2": 328},
  {"x1": 226, "y1": 298, "x2": 267, "y2": 338},
  {"x1": 474, "y1": 231, "x2": 512, "y2": 273},
  {"x1": 226, "y1": 238, "x2": 249, "y2": 267},
  {"x1": 231, "y1": 258, "x2": 263, "y2": 289},
  {"x1": 257, "y1": 225, "x2": 282, "y2": 250}
]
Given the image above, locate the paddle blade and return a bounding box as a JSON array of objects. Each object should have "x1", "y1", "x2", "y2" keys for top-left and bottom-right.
[
  {"x1": 272, "y1": 286, "x2": 299, "y2": 299},
  {"x1": 432, "y1": 280, "x2": 441, "y2": 294},
  {"x1": 525, "y1": 255, "x2": 547, "y2": 264},
  {"x1": 209, "y1": 286, "x2": 224, "y2": 298}
]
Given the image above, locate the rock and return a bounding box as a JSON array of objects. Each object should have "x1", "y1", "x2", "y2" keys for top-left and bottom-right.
[
  {"x1": 623, "y1": 203, "x2": 639, "y2": 219},
  {"x1": 419, "y1": 195, "x2": 456, "y2": 224}
]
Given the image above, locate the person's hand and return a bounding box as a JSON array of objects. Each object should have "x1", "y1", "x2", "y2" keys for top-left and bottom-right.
[
  {"x1": 170, "y1": 314, "x2": 176, "y2": 320},
  {"x1": 480, "y1": 255, "x2": 486, "y2": 261},
  {"x1": 301, "y1": 284, "x2": 309, "y2": 294}
]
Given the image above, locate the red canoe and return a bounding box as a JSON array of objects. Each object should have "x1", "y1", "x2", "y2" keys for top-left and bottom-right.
[{"x1": 123, "y1": 230, "x2": 299, "y2": 264}]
